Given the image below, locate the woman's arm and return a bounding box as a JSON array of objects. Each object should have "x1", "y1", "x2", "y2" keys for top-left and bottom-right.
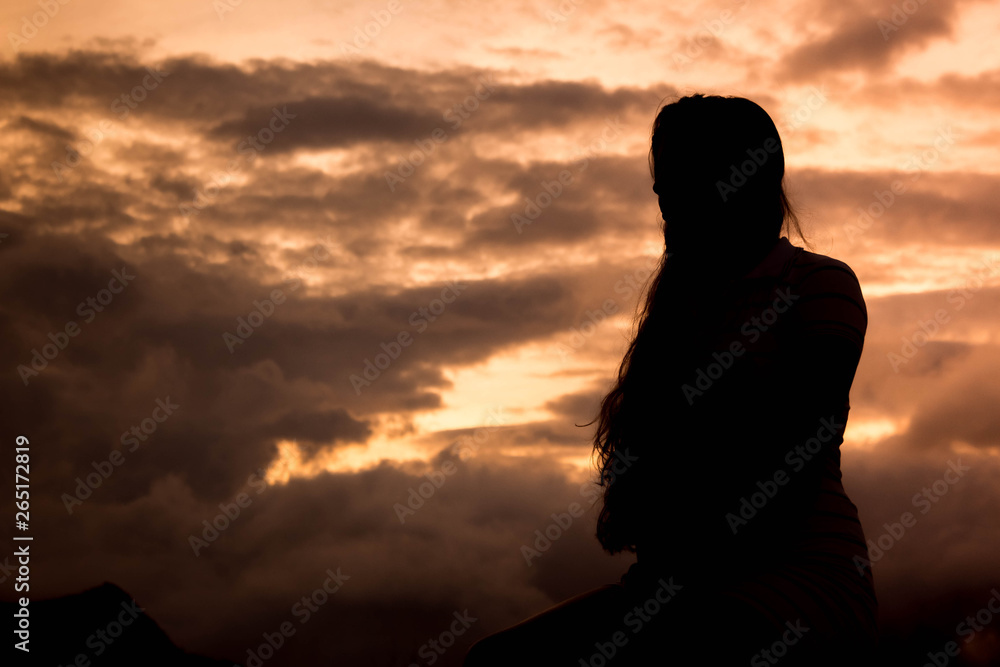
[{"x1": 729, "y1": 259, "x2": 868, "y2": 545}]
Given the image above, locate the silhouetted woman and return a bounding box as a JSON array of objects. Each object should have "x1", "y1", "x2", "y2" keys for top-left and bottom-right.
[{"x1": 464, "y1": 94, "x2": 877, "y2": 666}]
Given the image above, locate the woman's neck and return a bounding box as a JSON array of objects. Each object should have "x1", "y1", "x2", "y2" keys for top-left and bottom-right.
[{"x1": 665, "y1": 235, "x2": 780, "y2": 285}]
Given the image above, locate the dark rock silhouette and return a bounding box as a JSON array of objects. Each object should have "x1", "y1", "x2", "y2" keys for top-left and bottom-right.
[{"x1": 3, "y1": 582, "x2": 238, "y2": 666}]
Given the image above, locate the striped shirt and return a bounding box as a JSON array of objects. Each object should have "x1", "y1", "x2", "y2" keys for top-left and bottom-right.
[{"x1": 627, "y1": 235, "x2": 877, "y2": 646}]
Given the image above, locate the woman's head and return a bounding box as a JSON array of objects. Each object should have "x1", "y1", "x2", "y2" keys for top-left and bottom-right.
[
  {"x1": 649, "y1": 94, "x2": 799, "y2": 257},
  {"x1": 589, "y1": 94, "x2": 804, "y2": 555}
]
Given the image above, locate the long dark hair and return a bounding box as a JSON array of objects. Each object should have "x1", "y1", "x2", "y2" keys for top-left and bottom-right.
[{"x1": 591, "y1": 94, "x2": 806, "y2": 554}]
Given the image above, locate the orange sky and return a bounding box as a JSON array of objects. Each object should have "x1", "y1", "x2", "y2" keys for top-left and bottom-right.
[{"x1": 2, "y1": 0, "x2": 999, "y2": 664}]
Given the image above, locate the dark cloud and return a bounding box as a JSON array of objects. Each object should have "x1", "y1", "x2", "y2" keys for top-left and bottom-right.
[
  {"x1": 10, "y1": 435, "x2": 999, "y2": 665},
  {"x1": 789, "y1": 168, "x2": 1000, "y2": 246},
  {"x1": 1, "y1": 30, "x2": 998, "y2": 666},
  {"x1": 207, "y1": 96, "x2": 446, "y2": 153},
  {"x1": 849, "y1": 68, "x2": 1000, "y2": 111},
  {"x1": 0, "y1": 50, "x2": 668, "y2": 152},
  {"x1": 6, "y1": 114, "x2": 76, "y2": 141},
  {"x1": 544, "y1": 385, "x2": 606, "y2": 427},
  {"x1": 777, "y1": 0, "x2": 967, "y2": 80}
]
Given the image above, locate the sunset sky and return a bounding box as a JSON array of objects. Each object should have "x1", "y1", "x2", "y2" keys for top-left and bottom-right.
[{"x1": 2, "y1": 0, "x2": 999, "y2": 664}]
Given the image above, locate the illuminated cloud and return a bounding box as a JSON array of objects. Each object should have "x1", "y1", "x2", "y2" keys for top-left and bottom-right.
[{"x1": 1, "y1": 0, "x2": 999, "y2": 663}]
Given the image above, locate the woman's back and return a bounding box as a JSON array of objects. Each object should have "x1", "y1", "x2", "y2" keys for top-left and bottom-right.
[
  {"x1": 463, "y1": 237, "x2": 878, "y2": 666},
  {"x1": 624, "y1": 236, "x2": 877, "y2": 649}
]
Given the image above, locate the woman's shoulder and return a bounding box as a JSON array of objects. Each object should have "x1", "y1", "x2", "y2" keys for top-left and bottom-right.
[
  {"x1": 784, "y1": 245, "x2": 867, "y2": 345},
  {"x1": 786, "y1": 246, "x2": 864, "y2": 301}
]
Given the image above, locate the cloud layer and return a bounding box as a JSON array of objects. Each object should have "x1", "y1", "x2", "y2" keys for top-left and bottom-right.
[{"x1": 1, "y1": 0, "x2": 999, "y2": 663}]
